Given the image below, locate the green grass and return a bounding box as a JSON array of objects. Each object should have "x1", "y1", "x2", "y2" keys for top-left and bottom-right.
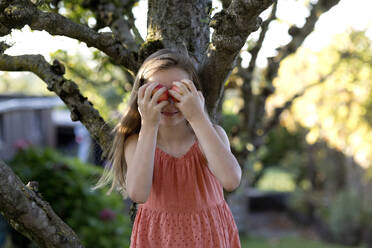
[{"x1": 240, "y1": 234, "x2": 364, "y2": 248}]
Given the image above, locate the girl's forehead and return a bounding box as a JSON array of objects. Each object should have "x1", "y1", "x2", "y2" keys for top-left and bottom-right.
[{"x1": 145, "y1": 67, "x2": 190, "y2": 85}]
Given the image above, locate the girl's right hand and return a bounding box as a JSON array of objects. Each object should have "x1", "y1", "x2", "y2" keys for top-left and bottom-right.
[{"x1": 137, "y1": 82, "x2": 169, "y2": 127}]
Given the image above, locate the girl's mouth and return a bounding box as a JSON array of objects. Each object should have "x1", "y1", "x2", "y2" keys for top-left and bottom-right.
[{"x1": 161, "y1": 111, "x2": 179, "y2": 117}]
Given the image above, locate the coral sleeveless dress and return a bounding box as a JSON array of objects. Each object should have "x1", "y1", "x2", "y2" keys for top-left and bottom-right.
[{"x1": 130, "y1": 138, "x2": 241, "y2": 247}]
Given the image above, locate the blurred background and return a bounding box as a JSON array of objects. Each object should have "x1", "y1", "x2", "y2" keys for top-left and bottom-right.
[{"x1": 1, "y1": 0, "x2": 372, "y2": 247}]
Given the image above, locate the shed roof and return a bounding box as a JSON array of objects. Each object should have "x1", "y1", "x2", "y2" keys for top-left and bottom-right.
[{"x1": 0, "y1": 94, "x2": 64, "y2": 113}]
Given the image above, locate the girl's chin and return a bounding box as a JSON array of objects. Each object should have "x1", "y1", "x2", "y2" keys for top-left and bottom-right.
[{"x1": 159, "y1": 114, "x2": 185, "y2": 125}]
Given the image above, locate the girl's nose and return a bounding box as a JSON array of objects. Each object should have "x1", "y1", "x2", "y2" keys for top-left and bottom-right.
[{"x1": 168, "y1": 97, "x2": 175, "y2": 104}]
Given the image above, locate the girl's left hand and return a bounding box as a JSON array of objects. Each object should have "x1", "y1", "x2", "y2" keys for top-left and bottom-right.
[{"x1": 168, "y1": 79, "x2": 206, "y2": 123}]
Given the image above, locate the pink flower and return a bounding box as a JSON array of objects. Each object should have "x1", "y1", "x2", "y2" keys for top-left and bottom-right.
[
  {"x1": 99, "y1": 208, "x2": 116, "y2": 221},
  {"x1": 13, "y1": 139, "x2": 31, "y2": 150}
]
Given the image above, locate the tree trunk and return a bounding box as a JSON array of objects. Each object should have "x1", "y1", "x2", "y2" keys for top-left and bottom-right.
[{"x1": 147, "y1": 0, "x2": 211, "y2": 64}]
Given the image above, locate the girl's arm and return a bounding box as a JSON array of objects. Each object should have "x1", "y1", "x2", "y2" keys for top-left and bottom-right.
[
  {"x1": 125, "y1": 82, "x2": 168, "y2": 203},
  {"x1": 125, "y1": 124, "x2": 158, "y2": 203},
  {"x1": 170, "y1": 79, "x2": 241, "y2": 192},
  {"x1": 189, "y1": 116, "x2": 242, "y2": 192}
]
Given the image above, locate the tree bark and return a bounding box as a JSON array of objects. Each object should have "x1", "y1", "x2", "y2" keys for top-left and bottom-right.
[
  {"x1": 147, "y1": 0, "x2": 211, "y2": 64},
  {"x1": 0, "y1": 160, "x2": 83, "y2": 248},
  {"x1": 82, "y1": 0, "x2": 141, "y2": 51},
  {"x1": 201, "y1": 0, "x2": 274, "y2": 119}
]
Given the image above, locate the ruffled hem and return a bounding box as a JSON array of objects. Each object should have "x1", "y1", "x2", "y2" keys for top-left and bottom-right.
[{"x1": 130, "y1": 201, "x2": 241, "y2": 248}]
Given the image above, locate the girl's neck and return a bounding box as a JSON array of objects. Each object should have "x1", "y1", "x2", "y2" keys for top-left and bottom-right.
[{"x1": 157, "y1": 122, "x2": 194, "y2": 147}]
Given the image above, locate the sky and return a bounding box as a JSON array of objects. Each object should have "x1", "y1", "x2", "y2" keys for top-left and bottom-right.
[{"x1": 0, "y1": 0, "x2": 371, "y2": 74}]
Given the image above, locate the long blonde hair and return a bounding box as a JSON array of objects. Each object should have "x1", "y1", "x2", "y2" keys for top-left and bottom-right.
[{"x1": 91, "y1": 49, "x2": 205, "y2": 199}]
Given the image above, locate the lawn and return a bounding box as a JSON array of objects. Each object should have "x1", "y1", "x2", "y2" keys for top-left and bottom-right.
[{"x1": 240, "y1": 234, "x2": 363, "y2": 248}]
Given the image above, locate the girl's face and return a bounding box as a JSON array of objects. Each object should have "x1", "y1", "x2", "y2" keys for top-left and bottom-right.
[{"x1": 146, "y1": 67, "x2": 191, "y2": 127}]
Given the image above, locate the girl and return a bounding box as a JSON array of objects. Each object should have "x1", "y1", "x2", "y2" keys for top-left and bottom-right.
[{"x1": 93, "y1": 49, "x2": 242, "y2": 247}]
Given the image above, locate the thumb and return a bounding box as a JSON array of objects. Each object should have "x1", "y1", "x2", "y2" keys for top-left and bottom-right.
[
  {"x1": 198, "y1": 91, "x2": 204, "y2": 103},
  {"x1": 154, "y1": 100, "x2": 169, "y2": 111}
]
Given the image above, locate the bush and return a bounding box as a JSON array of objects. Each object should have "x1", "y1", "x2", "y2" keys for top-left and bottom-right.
[
  {"x1": 8, "y1": 147, "x2": 132, "y2": 248},
  {"x1": 288, "y1": 189, "x2": 363, "y2": 246},
  {"x1": 320, "y1": 190, "x2": 363, "y2": 245}
]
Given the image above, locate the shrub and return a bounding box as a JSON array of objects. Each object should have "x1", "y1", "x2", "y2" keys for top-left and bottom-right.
[{"x1": 8, "y1": 147, "x2": 132, "y2": 248}]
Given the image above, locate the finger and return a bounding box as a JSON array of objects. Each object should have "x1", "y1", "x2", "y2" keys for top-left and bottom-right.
[
  {"x1": 144, "y1": 82, "x2": 160, "y2": 102},
  {"x1": 173, "y1": 81, "x2": 189, "y2": 94},
  {"x1": 138, "y1": 82, "x2": 153, "y2": 100},
  {"x1": 137, "y1": 84, "x2": 147, "y2": 100},
  {"x1": 150, "y1": 87, "x2": 168, "y2": 105},
  {"x1": 154, "y1": 100, "x2": 169, "y2": 111},
  {"x1": 169, "y1": 89, "x2": 183, "y2": 102},
  {"x1": 180, "y1": 79, "x2": 198, "y2": 94},
  {"x1": 198, "y1": 90, "x2": 204, "y2": 100}
]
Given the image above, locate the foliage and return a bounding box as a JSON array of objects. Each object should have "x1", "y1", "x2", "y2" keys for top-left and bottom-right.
[
  {"x1": 269, "y1": 30, "x2": 372, "y2": 169},
  {"x1": 238, "y1": 125, "x2": 305, "y2": 188},
  {"x1": 322, "y1": 190, "x2": 363, "y2": 245},
  {"x1": 51, "y1": 49, "x2": 132, "y2": 120},
  {"x1": 261, "y1": 126, "x2": 305, "y2": 167},
  {"x1": 288, "y1": 188, "x2": 367, "y2": 246},
  {"x1": 8, "y1": 146, "x2": 132, "y2": 248},
  {"x1": 0, "y1": 72, "x2": 52, "y2": 96},
  {"x1": 249, "y1": 125, "x2": 369, "y2": 245},
  {"x1": 257, "y1": 167, "x2": 296, "y2": 192},
  {"x1": 59, "y1": 0, "x2": 94, "y2": 27},
  {"x1": 261, "y1": 31, "x2": 372, "y2": 245},
  {"x1": 221, "y1": 113, "x2": 245, "y2": 151}
]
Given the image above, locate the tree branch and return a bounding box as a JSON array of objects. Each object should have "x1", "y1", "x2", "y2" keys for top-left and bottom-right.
[
  {"x1": 82, "y1": 0, "x2": 140, "y2": 51},
  {"x1": 65, "y1": 62, "x2": 121, "y2": 88},
  {"x1": 249, "y1": 0, "x2": 342, "y2": 146},
  {"x1": 0, "y1": 53, "x2": 113, "y2": 159},
  {"x1": 262, "y1": 59, "x2": 342, "y2": 136},
  {"x1": 221, "y1": 0, "x2": 232, "y2": 9},
  {"x1": 127, "y1": 9, "x2": 145, "y2": 44},
  {"x1": 265, "y1": 0, "x2": 342, "y2": 82},
  {"x1": 247, "y1": 0, "x2": 277, "y2": 76},
  {"x1": 200, "y1": 0, "x2": 274, "y2": 120},
  {"x1": 0, "y1": 0, "x2": 140, "y2": 72},
  {"x1": 0, "y1": 21, "x2": 10, "y2": 36},
  {"x1": 227, "y1": 0, "x2": 342, "y2": 194},
  {"x1": 0, "y1": 40, "x2": 11, "y2": 53},
  {"x1": 242, "y1": 1, "x2": 277, "y2": 129},
  {"x1": 0, "y1": 160, "x2": 83, "y2": 248}
]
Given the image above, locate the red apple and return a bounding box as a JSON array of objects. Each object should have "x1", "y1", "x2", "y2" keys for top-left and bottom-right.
[
  {"x1": 151, "y1": 84, "x2": 169, "y2": 103},
  {"x1": 170, "y1": 85, "x2": 182, "y2": 103}
]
